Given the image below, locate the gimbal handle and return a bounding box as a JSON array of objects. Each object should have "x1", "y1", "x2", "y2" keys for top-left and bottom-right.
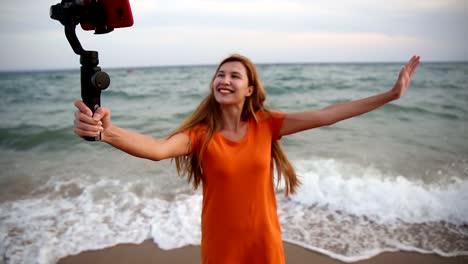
[{"x1": 50, "y1": 0, "x2": 110, "y2": 141}]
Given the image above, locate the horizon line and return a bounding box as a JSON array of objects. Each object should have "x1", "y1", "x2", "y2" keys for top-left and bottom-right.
[{"x1": 1, "y1": 59, "x2": 467, "y2": 73}]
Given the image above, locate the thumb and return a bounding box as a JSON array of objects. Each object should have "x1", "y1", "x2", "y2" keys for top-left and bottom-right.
[{"x1": 92, "y1": 107, "x2": 110, "y2": 121}]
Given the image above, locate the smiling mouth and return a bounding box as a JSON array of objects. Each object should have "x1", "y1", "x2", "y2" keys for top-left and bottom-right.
[{"x1": 217, "y1": 88, "x2": 234, "y2": 94}]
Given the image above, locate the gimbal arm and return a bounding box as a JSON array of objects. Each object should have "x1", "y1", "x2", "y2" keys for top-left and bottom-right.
[{"x1": 50, "y1": 0, "x2": 110, "y2": 141}]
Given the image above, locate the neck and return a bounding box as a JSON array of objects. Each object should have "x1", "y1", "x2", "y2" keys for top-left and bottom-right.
[{"x1": 220, "y1": 104, "x2": 244, "y2": 131}]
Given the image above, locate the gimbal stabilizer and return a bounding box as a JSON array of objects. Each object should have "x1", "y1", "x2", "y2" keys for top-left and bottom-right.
[{"x1": 50, "y1": 0, "x2": 112, "y2": 141}]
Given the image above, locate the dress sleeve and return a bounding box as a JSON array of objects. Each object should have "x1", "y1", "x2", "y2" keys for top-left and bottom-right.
[
  {"x1": 269, "y1": 112, "x2": 286, "y2": 140},
  {"x1": 183, "y1": 125, "x2": 205, "y2": 152}
]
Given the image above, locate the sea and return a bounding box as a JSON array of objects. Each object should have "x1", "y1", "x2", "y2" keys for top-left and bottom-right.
[{"x1": 1, "y1": 62, "x2": 467, "y2": 264}]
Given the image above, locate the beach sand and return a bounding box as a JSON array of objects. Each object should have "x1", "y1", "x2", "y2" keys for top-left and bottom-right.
[{"x1": 58, "y1": 240, "x2": 467, "y2": 264}]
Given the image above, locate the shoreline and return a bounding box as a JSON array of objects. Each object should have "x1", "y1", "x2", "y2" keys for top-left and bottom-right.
[{"x1": 58, "y1": 240, "x2": 468, "y2": 264}]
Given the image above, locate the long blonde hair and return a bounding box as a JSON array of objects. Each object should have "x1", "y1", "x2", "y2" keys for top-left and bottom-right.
[{"x1": 170, "y1": 54, "x2": 300, "y2": 196}]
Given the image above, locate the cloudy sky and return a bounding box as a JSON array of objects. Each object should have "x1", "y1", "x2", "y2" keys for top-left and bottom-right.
[{"x1": 1, "y1": 0, "x2": 467, "y2": 71}]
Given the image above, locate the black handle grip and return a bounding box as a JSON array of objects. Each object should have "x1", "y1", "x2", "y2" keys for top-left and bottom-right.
[
  {"x1": 82, "y1": 70, "x2": 101, "y2": 141},
  {"x1": 80, "y1": 51, "x2": 110, "y2": 142}
]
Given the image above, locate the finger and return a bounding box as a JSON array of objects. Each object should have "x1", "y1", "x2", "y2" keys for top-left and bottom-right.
[
  {"x1": 409, "y1": 56, "x2": 420, "y2": 78},
  {"x1": 403, "y1": 56, "x2": 415, "y2": 70},
  {"x1": 92, "y1": 107, "x2": 109, "y2": 121},
  {"x1": 74, "y1": 127, "x2": 101, "y2": 138},
  {"x1": 401, "y1": 56, "x2": 417, "y2": 79},
  {"x1": 74, "y1": 100, "x2": 93, "y2": 117},
  {"x1": 409, "y1": 55, "x2": 420, "y2": 70},
  {"x1": 75, "y1": 111, "x2": 100, "y2": 125},
  {"x1": 74, "y1": 118, "x2": 103, "y2": 132},
  {"x1": 408, "y1": 56, "x2": 418, "y2": 68},
  {"x1": 409, "y1": 62, "x2": 419, "y2": 78}
]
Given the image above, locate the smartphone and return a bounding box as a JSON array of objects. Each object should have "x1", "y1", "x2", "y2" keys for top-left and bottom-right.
[{"x1": 80, "y1": 0, "x2": 134, "y2": 32}]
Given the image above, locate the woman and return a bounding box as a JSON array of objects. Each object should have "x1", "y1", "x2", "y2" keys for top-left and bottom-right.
[{"x1": 73, "y1": 54, "x2": 420, "y2": 263}]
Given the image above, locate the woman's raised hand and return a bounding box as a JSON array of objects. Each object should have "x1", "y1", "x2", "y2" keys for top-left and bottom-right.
[
  {"x1": 73, "y1": 100, "x2": 111, "y2": 139},
  {"x1": 391, "y1": 55, "x2": 421, "y2": 99}
]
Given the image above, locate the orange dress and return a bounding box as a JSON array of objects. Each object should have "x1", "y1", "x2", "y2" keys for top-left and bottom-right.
[{"x1": 187, "y1": 111, "x2": 286, "y2": 264}]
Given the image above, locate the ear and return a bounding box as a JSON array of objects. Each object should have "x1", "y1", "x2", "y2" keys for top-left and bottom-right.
[{"x1": 246, "y1": 86, "x2": 254, "y2": 97}]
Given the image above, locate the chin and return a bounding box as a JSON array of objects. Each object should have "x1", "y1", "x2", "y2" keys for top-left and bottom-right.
[{"x1": 215, "y1": 98, "x2": 243, "y2": 107}]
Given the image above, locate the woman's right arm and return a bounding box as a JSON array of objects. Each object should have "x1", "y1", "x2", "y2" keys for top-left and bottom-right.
[{"x1": 73, "y1": 100, "x2": 190, "y2": 161}]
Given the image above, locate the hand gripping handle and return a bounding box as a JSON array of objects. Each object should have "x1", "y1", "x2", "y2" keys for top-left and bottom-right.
[{"x1": 81, "y1": 51, "x2": 110, "y2": 141}]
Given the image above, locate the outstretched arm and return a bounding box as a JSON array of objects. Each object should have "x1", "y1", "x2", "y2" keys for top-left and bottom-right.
[
  {"x1": 74, "y1": 100, "x2": 191, "y2": 161},
  {"x1": 102, "y1": 125, "x2": 190, "y2": 161},
  {"x1": 280, "y1": 55, "x2": 420, "y2": 136}
]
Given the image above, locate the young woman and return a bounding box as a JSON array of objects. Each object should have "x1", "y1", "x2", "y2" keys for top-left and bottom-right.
[{"x1": 73, "y1": 54, "x2": 420, "y2": 263}]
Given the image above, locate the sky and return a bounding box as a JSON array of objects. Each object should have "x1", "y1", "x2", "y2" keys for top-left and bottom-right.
[{"x1": 1, "y1": 0, "x2": 467, "y2": 71}]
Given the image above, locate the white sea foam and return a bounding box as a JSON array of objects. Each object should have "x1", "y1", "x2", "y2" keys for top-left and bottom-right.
[
  {"x1": 1, "y1": 159, "x2": 467, "y2": 264},
  {"x1": 150, "y1": 195, "x2": 202, "y2": 249},
  {"x1": 291, "y1": 159, "x2": 468, "y2": 224}
]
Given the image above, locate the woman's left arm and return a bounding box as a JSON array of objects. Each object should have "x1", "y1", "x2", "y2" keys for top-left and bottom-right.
[{"x1": 280, "y1": 55, "x2": 420, "y2": 136}]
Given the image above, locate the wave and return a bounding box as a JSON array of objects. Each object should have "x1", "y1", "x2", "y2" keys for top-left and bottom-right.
[
  {"x1": 382, "y1": 104, "x2": 461, "y2": 120},
  {"x1": 0, "y1": 125, "x2": 76, "y2": 151},
  {"x1": 1, "y1": 159, "x2": 467, "y2": 263},
  {"x1": 291, "y1": 159, "x2": 468, "y2": 223},
  {"x1": 104, "y1": 89, "x2": 160, "y2": 100}
]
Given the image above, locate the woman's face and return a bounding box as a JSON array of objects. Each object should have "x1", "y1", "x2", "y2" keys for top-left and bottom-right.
[{"x1": 212, "y1": 61, "x2": 253, "y2": 107}]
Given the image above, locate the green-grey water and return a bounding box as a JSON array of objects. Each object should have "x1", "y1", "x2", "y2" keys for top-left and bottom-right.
[{"x1": 1, "y1": 62, "x2": 467, "y2": 263}]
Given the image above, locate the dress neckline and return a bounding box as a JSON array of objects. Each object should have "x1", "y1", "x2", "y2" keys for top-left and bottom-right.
[{"x1": 218, "y1": 119, "x2": 250, "y2": 145}]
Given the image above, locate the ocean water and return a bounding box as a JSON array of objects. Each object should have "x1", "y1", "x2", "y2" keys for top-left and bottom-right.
[{"x1": 0, "y1": 62, "x2": 467, "y2": 263}]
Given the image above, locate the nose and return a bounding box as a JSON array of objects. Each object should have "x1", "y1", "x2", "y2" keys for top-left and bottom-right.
[{"x1": 222, "y1": 76, "x2": 230, "y2": 85}]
